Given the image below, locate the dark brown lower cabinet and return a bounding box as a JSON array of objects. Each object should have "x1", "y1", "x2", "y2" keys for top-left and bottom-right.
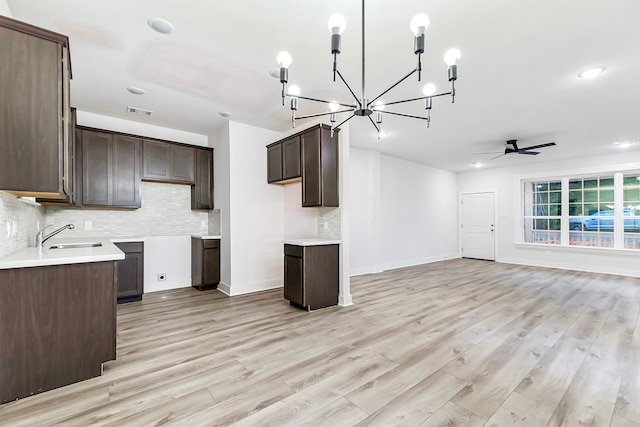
[
  {"x1": 284, "y1": 243, "x2": 339, "y2": 310},
  {"x1": 191, "y1": 237, "x2": 220, "y2": 290},
  {"x1": 114, "y1": 242, "x2": 144, "y2": 303},
  {"x1": 0, "y1": 261, "x2": 116, "y2": 403}
]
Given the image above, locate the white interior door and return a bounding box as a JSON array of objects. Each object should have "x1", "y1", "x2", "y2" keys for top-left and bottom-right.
[{"x1": 461, "y1": 192, "x2": 495, "y2": 261}]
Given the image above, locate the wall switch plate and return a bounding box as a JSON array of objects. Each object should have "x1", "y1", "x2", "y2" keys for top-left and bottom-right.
[
  {"x1": 84, "y1": 221, "x2": 92, "y2": 230},
  {"x1": 157, "y1": 273, "x2": 166, "y2": 281},
  {"x1": 200, "y1": 220, "x2": 207, "y2": 228}
]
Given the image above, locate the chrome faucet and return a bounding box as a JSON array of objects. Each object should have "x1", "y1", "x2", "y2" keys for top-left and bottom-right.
[{"x1": 36, "y1": 224, "x2": 75, "y2": 248}]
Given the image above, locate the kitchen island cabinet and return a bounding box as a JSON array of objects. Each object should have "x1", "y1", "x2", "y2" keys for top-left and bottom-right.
[
  {"x1": 0, "y1": 239, "x2": 122, "y2": 403},
  {"x1": 0, "y1": 16, "x2": 72, "y2": 199},
  {"x1": 283, "y1": 240, "x2": 340, "y2": 310}
]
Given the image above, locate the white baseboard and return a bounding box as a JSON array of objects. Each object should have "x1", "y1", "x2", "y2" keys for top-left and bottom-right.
[
  {"x1": 217, "y1": 281, "x2": 231, "y2": 296},
  {"x1": 339, "y1": 294, "x2": 353, "y2": 306},
  {"x1": 379, "y1": 253, "x2": 460, "y2": 273}
]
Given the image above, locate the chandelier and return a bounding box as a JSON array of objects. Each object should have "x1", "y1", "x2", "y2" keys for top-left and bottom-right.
[{"x1": 276, "y1": 0, "x2": 461, "y2": 138}]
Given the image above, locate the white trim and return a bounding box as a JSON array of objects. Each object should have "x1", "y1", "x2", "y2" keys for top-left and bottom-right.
[
  {"x1": 338, "y1": 294, "x2": 353, "y2": 307},
  {"x1": 513, "y1": 242, "x2": 639, "y2": 256},
  {"x1": 380, "y1": 253, "x2": 460, "y2": 272},
  {"x1": 217, "y1": 281, "x2": 231, "y2": 296},
  {"x1": 350, "y1": 265, "x2": 384, "y2": 277}
]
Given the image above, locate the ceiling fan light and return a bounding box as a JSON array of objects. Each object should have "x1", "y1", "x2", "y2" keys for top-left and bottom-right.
[{"x1": 410, "y1": 13, "x2": 430, "y2": 36}]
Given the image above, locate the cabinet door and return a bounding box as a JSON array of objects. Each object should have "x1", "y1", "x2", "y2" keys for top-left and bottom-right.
[
  {"x1": 0, "y1": 24, "x2": 63, "y2": 195},
  {"x1": 301, "y1": 128, "x2": 322, "y2": 207},
  {"x1": 82, "y1": 130, "x2": 112, "y2": 206},
  {"x1": 282, "y1": 136, "x2": 301, "y2": 180},
  {"x1": 142, "y1": 140, "x2": 170, "y2": 180},
  {"x1": 203, "y1": 246, "x2": 220, "y2": 285},
  {"x1": 320, "y1": 128, "x2": 339, "y2": 207},
  {"x1": 116, "y1": 252, "x2": 143, "y2": 298},
  {"x1": 171, "y1": 145, "x2": 195, "y2": 183},
  {"x1": 192, "y1": 148, "x2": 213, "y2": 210},
  {"x1": 284, "y1": 255, "x2": 304, "y2": 306},
  {"x1": 267, "y1": 143, "x2": 283, "y2": 183},
  {"x1": 112, "y1": 135, "x2": 141, "y2": 208}
]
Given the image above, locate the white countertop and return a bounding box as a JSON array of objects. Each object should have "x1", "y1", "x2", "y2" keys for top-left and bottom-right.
[
  {"x1": 191, "y1": 235, "x2": 222, "y2": 240},
  {"x1": 110, "y1": 237, "x2": 145, "y2": 243},
  {"x1": 283, "y1": 238, "x2": 342, "y2": 246},
  {"x1": 0, "y1": 237, "x2": 125, "y2": 270}
]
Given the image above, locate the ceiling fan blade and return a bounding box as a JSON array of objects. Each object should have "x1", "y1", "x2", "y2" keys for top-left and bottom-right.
[
  {"x1": 472, "y1": 151, "x2": 503, "y2": 155},
  {"x1": 518, "y1": 151, "x2": 540, "y2": 155},
  {"x1": 489, "y1": 153, "x2": 506, "y2": 160},
  {"x1": 519, "y1": 142, "x2": 556, "y2": 151}
]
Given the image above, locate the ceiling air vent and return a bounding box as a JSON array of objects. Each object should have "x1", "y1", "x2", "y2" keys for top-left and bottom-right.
[{"x1": 126, "y1": 106, "x2": 153, "y2": 117}]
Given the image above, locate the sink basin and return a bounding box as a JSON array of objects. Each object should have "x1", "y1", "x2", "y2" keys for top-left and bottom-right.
[{"x1": 49, "y1": 242, "x2": 103, "y2": 249}]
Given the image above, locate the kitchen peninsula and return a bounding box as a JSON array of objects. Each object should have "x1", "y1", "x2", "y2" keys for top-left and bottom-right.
[{"x1": 0, "y1": 237, "x2": 124, "y2": 403}]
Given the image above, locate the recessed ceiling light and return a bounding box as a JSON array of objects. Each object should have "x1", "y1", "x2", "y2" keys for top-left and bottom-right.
[
  {"x1": 268, "y1": 69, "x2": 280, "y2": 79},
  {"x1": 126, "y1": 86, "x2": 146, "y2": 95},
  {"x1": 147, "y1": 17, "x2": 175, "y2": 34},
  {"x1": 578, "y1": 67, "x2": 605, "y2": 79},
  {"x1": 219, "y1": 111, "x2": 233, "y2": 118},
  {"x1": 377, "y1": 131, "x2": 388, "y2": 139},
  {"x1": 611, "y1": 139, "x2": 639, "y2": 148},
  {"x1": 470, "y1": 162, "x2": 484, "y2": 168}
]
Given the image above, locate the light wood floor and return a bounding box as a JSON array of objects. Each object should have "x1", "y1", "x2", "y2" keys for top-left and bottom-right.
[{"x1": 1, "y1": 259, "x2": 639, "y2": 426}]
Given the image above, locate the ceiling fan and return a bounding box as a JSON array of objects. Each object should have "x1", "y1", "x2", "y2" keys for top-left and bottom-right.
[{"x1": 474, "y1": 139, "x2": 557, "y2": 160}]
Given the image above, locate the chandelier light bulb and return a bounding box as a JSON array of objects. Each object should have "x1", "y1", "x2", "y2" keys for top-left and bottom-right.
[
  {"x1": 409, "y1": 13, "x2": 430, "y2": 36},
  {"x1": 288, "y1": 85, "x2": 301, "y2": 97},
  {"x1": 422, "y1": 83, "x2": 436, "y2": 96},
  {"x1": 444, "y1": 48, "x2": 461, "y2": 66},
  {"x1": 276, "y1": 51, "x2": 292, "y2": 68},
  {"x1": 328, "y1": 14, "x2": 347, "y2": 35},
  {"x1": 329, "y1": 101, "x2": 340, "y2": 112},
  {"x1": 373, "y1": 101, "x2": 385, "y2": 111}
]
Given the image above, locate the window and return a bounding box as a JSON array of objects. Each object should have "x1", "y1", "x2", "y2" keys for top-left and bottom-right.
[
  {"x1": 567, "y1": 176, "x2": 614, "y2": 248},
  {"x1": 522, "y1": 171, "x2": 640, "y2": 250},
  {"x1": 523, "y1": 179, "x2": 561, "y2": 245},
  {"x1": 623, "y1": 173, "x2": 640, "y2": 249}
]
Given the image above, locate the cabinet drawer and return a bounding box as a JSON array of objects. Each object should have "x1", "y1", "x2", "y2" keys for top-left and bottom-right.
[
  {"x1": 203, "y1": 239, "x2": 220, "y2": 249},
  {"x1": 284, "y1": 244, "x2": 303, "y2": 257}
]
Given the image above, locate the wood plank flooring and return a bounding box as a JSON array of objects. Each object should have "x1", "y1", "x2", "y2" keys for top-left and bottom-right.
[{"x1": 1, "y1": 259, "x2": 639, "y2": 426}]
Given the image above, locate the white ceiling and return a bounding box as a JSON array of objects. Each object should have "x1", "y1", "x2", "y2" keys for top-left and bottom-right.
[{"x1": 7, "y1": 0, "x2": 640, "y2": 172}]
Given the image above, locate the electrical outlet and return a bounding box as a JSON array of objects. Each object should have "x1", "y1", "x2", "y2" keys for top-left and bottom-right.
[
  {"x1": 200, "y1": 220, "x2": 207, "y2": 228},
  {"x1": 157, "y1": 273, "x2": 167, "y2": 282},
  {"x1": 84, "y1": 221, "x2": 92, "y2": 230},
  {"x1": 12, "y1": 220, "x2": 17, "y2": 236}
]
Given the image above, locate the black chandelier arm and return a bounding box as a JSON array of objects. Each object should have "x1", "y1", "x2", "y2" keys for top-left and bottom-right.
[
  {"x1": 296, "y1": 109, "x2": 354, "y2": 120},
  {"x1": 384, "y1": 91, "x2": 452, "y2": 107},
  {"x1": 333, "y1": 112, "x2": 357, "y2": 130},
  {"x1": 336, "y1": 69, "x2": 361, "y2": 107},
  {"x1": 288, "y1": 94, "x2": 354, "y2": 109},
  {"x1": 380, "y1": 110, "x2": 430, "y2": 121},
  {"x1": 369, "y1": 68, "x2": 418, "y2": 105},
  {"x1": 367, "y1": 115, "x2": 380, "y2": 133}
]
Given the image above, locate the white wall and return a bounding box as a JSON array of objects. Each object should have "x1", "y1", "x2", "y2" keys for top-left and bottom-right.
[
  {"x1": 144, "y1": 236, "x2": 191, "y2": 292},
  {"x1": 350, "y1": 148, "x2": 460, "y2": 275},
  {"x1": 77, "y1": 111, "x2": 208, "y2": 147},
  {"x1": 222, "y1": 121, "x2": 284, "y2": 296},
  {"x1": 284, "y1": 182, "x2": 318, "y2": 239},
  {"x1": 0, "y1": 0, "x2": 12, "y2": 17},
  {"x1": 458, "y1": 151, "x2": 640, "y2": 277},
  {"x1": 211, "y1": 123, "x2": 232, "y2": 290}
]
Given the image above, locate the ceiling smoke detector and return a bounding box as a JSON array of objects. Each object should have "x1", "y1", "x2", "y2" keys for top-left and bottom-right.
[{"x1": 126, "y1": 106, "x2": 153, "y2": 117}]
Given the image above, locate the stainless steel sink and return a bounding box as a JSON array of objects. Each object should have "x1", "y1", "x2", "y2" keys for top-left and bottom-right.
[{"x1": 49, "y1": 242, "x2": 103, "y2": 249}]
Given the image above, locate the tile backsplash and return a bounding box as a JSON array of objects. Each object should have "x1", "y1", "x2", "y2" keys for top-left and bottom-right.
[
  {"x1": 0, "y1": 192, "x2": 46, "y2": 257},
  {"x1": 46, "y1": 182, "x2": 211, "y2": 238},
  {"x1": 318, "y1": 207, "x2": 341, "y2": 239}
]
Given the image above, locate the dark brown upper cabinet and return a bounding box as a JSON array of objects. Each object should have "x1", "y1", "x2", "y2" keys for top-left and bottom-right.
[
  {"x1": 0, "y1": 16, "x2": 72, "y2": 199},
  {"x1": 80, "y1": 129, "x2": 141, "y2": 208},
  {"x1": 267, "y1": 135, "x2": 301, "y2": 184},
  {"x1": 143, "y1": 140, "x2": 195, "y2": 184},
  {"x1": 192, "y1": 148, "x2": 214, "y2": 210},
  {"x1": 267, "y1": 124, "x2": 338, "y2": 207}
]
